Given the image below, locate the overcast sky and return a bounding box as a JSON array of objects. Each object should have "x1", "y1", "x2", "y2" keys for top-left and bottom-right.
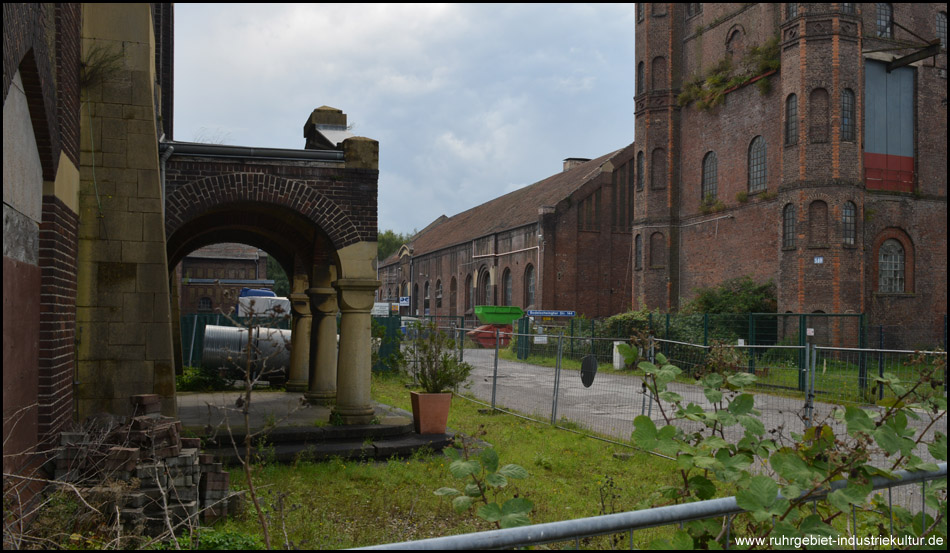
[{"x1": 174, "y1": 4, "x2": 636, "y2": 236}]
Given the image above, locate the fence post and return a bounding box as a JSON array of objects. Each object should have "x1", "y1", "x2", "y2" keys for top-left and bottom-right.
[
  {"x1": 798, "y1": 315, "x2": 807, "y2": 391},
  {"x1": 665, "y1": 314, "x2": 671, "y2": 357},
  {"x1": 878, "y1": 325, "x2": 885, "y2": 401},
  {"x1": 491, "y1": 327, "x2": 499, "y2": 411},
  {"x1": 703, "y1": 313, "x2": 708, "y2": 347},
  {"x1": 749, "y1": 314, "x2": 757, "y2": 375},
  {"x1": 590, "y1": 319, "x2": 595, "y2": 356},
  {"x1": 551, "y1": 334, "x2": 563, "y2": 425},
  {"x1": 187, "y1": 314, "x2": 198, "y2": 368},
  {"x1": 858, "y1": 314, "x2": 866, "y2": 395},
  {"x1": 569, "y1": 318, "x2": 574, "y2": 359},
  {"x1": 803, "y1": 343, "x2": 814, "y2": 429}
]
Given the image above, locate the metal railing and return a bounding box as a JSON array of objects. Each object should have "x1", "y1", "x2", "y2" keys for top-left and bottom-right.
[{"x1": 357, "y1": 463, "x2": 947, "y2": 550}]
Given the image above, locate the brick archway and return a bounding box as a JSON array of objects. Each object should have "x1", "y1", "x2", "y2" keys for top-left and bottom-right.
[{"x1": 165, "y1": 172, "x2": 360, "y2": 253}]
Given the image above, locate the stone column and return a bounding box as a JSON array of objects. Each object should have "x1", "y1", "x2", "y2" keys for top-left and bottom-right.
[
  {"x1": 332, "y1": 278, "x2": 380, "y2": 424},
  {"x1": 285, "y1": 293, "x2": 312, "y2": 392},
  {"x1": 305, "y1": 287, "x2": 338, "y2": 404}
]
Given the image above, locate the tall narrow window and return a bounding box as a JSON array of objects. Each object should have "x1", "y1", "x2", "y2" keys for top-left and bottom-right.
[
  {"x1": 878, "y1": 239, "x2": 904, "y2": 292},
  {"x1": 876, "y1": 4, "x2": 893, "y2": 38},
  {"x1": 481, "y1": 272, "x2": 492, "y2": 305},
  {"x1": 783, "y1": 204, "x2": 796, "y2": 248},
  {"x1": 637, "y1": 62, "x2": 644, "y2": 94},
  {"x1": 436, "y1": 280, "x2": 443, "y2": 309},
  {"x1": 748, "y1": 136, "x2": 767, "y2": 192},
  {"x1": 524, "y1": 265, "x2": 535, "y2": 308},
  {"x1": 787, "y1": 4, "x2": 798, "y2": 19},
  {"x1": 938, "y1": 12, "x2": 947, "y2": 49},
  {"x1": 702, "y1": 152, "x2": 718, "y2": 201},
  {"x1": 841, "y1": 89, "x2": 855, "y2": 142},
  {"x1": 635, "y1": 234, "x2": 643, "y2": 270},
  {"x1": 636, "y1": 151, "x2": 644, "y2": 190},
  {"x1": 785, "y1": 94, "x2": 798, "y2": 145},
  {"x1": 424, "y1": 281, "x2": 430, "y2": 313},
  {"x1": 637, "y1": 4, "x2": 644, "y2": 22},
  {"x1": 842, "y1": 202, "x2": 856, "y2": 246}
]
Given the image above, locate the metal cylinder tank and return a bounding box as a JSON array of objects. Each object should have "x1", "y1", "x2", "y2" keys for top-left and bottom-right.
[{"x1": 201, "y1": 324, "x2": 292, "y2": 380}]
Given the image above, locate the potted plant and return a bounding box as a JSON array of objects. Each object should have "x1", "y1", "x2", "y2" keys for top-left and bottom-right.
[{"x1": 405, "y1": 320, "x2": 473, "y2": 434}]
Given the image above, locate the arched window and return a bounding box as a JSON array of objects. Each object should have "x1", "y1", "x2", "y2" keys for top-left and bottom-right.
[
  {"x1": 635, "y1": 234, "x2": 643, "y2": 270},
  {"x1": 435, "y1": 279, "x2": 443, "y2": 309},
  {"x1": 524, "y1": 265, "x2": 536, "y2": 308},
  {"x1": 809, "y1": 200, "x2": 828, "y2": 246},
  {"x1": 636, "y1": 151, "x2": 644, "y2": 190},
  {"x1": 876, "y1": 4, "x2": 893, "y2": 39},
  {"x1": 480, "y1": 271, "x2": 492, "y2": 305},
  {"x1": 783, "y1": 204, "x2": 796, "y2": 249},
  {"x1": 651, "y1": 148, "x2": 667, "y2": 190},
  {"x1": 809, "y1": 88, "x2": 829, "y2": 143},
  {"x1": 702, "y1": 152, "x2": 718, "y2": 201},
  {"x1": 841, "y1": 89, "x2": 855, "y2": 142},
  {"x1": 637, "y1": 62, "x2": 645, "y2": 94},
  {"x1": 842, "y1": 201, "x2": 856, "y2": 246},
  {"x1": 424, "y1": 281, "x2": 430, "y2": 313},
  {"x1": 878, "y1": 239, "x2": 904, "y2": 292},
  {"x1": 502, "y1": 269, "x2": 512, "y2": 306},
  {"x1": 748, "y1": 136, "x2": 767, "y2": 192},
  {"x1": 413, "y1": 283, "x2": 420, "y2": 315},
  {"x1": 726, "y1": 28, "x2": 745, "y2": 62},
  {"x1": 785, "y1": 94, "x2": 798, "y2": 145}
]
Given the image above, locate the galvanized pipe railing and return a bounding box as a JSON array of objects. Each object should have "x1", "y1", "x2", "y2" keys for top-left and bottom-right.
[{"x1": 356, "y1": 463, "x2": 946, "y2": 550}]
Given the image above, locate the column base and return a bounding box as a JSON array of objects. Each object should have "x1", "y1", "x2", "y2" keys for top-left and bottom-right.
[
  {"x1": 331, "y1": 405, "x2": 375, "y2": 425},
  {"x1": 285, "y1": 379, "x2": 308, "y2": 392},
  {"x1": 304, "y1": 390, "x2": 336, "y2": 405}
]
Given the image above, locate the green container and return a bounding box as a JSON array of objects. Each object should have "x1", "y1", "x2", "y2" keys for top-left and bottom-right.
[{"x1": 474, "y1": 305, "x2": 524, "y2": 325}]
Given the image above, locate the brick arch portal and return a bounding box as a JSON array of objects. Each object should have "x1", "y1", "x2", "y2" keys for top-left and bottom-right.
[{"x1": 165, "y1": 172, "x2": 361, "y2": 255}]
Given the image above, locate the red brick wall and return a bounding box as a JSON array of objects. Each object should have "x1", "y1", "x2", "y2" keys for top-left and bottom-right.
[{"x1": 631, "y1": 3, "x2": 946, "y2": 343}]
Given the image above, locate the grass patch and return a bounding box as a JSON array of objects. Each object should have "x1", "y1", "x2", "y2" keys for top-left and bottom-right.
[{"x1": 220, "y1": 371, "x2": 679, "y2": 549}]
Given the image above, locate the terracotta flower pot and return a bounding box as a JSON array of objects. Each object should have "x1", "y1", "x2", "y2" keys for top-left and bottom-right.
[{"x1": 410, "y1": 391, "x2": 452, "y2": 434}]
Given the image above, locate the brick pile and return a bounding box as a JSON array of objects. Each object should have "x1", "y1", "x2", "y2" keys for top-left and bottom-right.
[{"x1": 53, "y1": 394, "x2": 238, "y2": 534}]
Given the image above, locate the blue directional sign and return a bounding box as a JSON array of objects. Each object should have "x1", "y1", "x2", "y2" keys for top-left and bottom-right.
[{"x1": 526, "y1": 310, "x2": 576, "y2": 317}]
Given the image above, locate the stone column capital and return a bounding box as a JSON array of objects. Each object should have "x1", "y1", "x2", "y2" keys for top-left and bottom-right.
[
  {"x1": 332, "y1": 279, "x2": 381, "y2": 313},
  {"x1": 289, "y1": 293, "x2": 312, "y2": 317},
  {"x1": 307, "y1": 287, "x2": 338, "y2": 314}
]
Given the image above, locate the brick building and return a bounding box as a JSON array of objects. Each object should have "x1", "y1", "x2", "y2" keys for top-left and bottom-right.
[
  {"x1": 633, "y1": 3, "x2": 946, "y2": 346},
  {"x1": 378, "y1": 144, "x2": 637, "y2": 321},
  {"x1": 177, "y1": 243, "x2": 274, "y2": 315}
]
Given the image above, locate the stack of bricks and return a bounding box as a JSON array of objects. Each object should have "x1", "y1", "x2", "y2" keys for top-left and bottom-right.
[{"x1": 52, "y1": 394, "x2": 235, "y2": 533}]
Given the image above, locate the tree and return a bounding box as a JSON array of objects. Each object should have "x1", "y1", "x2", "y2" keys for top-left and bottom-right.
[
  {"x1": 266, "y1": 255, "x2": 291, "y2": 297},
  {"x1": 685, "y1": 276, "x2": 776, "y2": 314},
  {"x1": 377, "y1": 229, "x2": 413, "y2": 261}
]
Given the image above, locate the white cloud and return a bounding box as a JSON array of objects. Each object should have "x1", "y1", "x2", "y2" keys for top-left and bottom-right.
[{"x1": 175, "y1": 3, "x2": 636, "y2": 234}]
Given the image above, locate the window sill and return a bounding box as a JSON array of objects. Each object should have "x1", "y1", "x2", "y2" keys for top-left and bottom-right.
[{"x1": 872, "y1": 292, "x2": 915, "y2": 298}]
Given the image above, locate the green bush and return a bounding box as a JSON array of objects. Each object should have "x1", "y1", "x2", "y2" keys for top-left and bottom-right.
[{"x1": 176, "y1": 365, "x2": 229, "y2": 392}]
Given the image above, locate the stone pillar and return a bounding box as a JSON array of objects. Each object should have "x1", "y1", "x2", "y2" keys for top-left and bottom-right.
[
  {"x1": 285, "y1": 293, "x2": 312, "y2": 392},
  {"x1": 305, "y1": 287, "x2": 338, "y2": 404},
  {"x1": 332, "y1": 278, "x2": 380, "y2": 424}
]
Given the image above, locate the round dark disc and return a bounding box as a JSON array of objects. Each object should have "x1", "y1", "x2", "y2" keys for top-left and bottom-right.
[{"x1": 580, "y1": 354, "x2": 598, "y2": 387}]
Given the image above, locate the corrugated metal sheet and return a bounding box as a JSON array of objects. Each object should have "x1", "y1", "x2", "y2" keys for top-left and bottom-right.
[{"x1": 864, "y1": 60, "x2": 915, "y2": 192}]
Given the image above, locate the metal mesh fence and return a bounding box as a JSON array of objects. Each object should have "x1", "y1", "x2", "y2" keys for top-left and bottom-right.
[{"x1": 445, "y1": 324, "x2": 946, "y2": 466}]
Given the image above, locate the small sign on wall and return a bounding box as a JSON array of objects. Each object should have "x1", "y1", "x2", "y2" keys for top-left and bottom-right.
[{"x1": 814, "y1": 256, "x2": 824, "y2": 264}]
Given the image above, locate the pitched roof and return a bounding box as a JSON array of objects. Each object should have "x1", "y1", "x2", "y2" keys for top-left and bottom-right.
[{"x1": 385, "y1": 147, "x2": 628, "y2": 264}]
